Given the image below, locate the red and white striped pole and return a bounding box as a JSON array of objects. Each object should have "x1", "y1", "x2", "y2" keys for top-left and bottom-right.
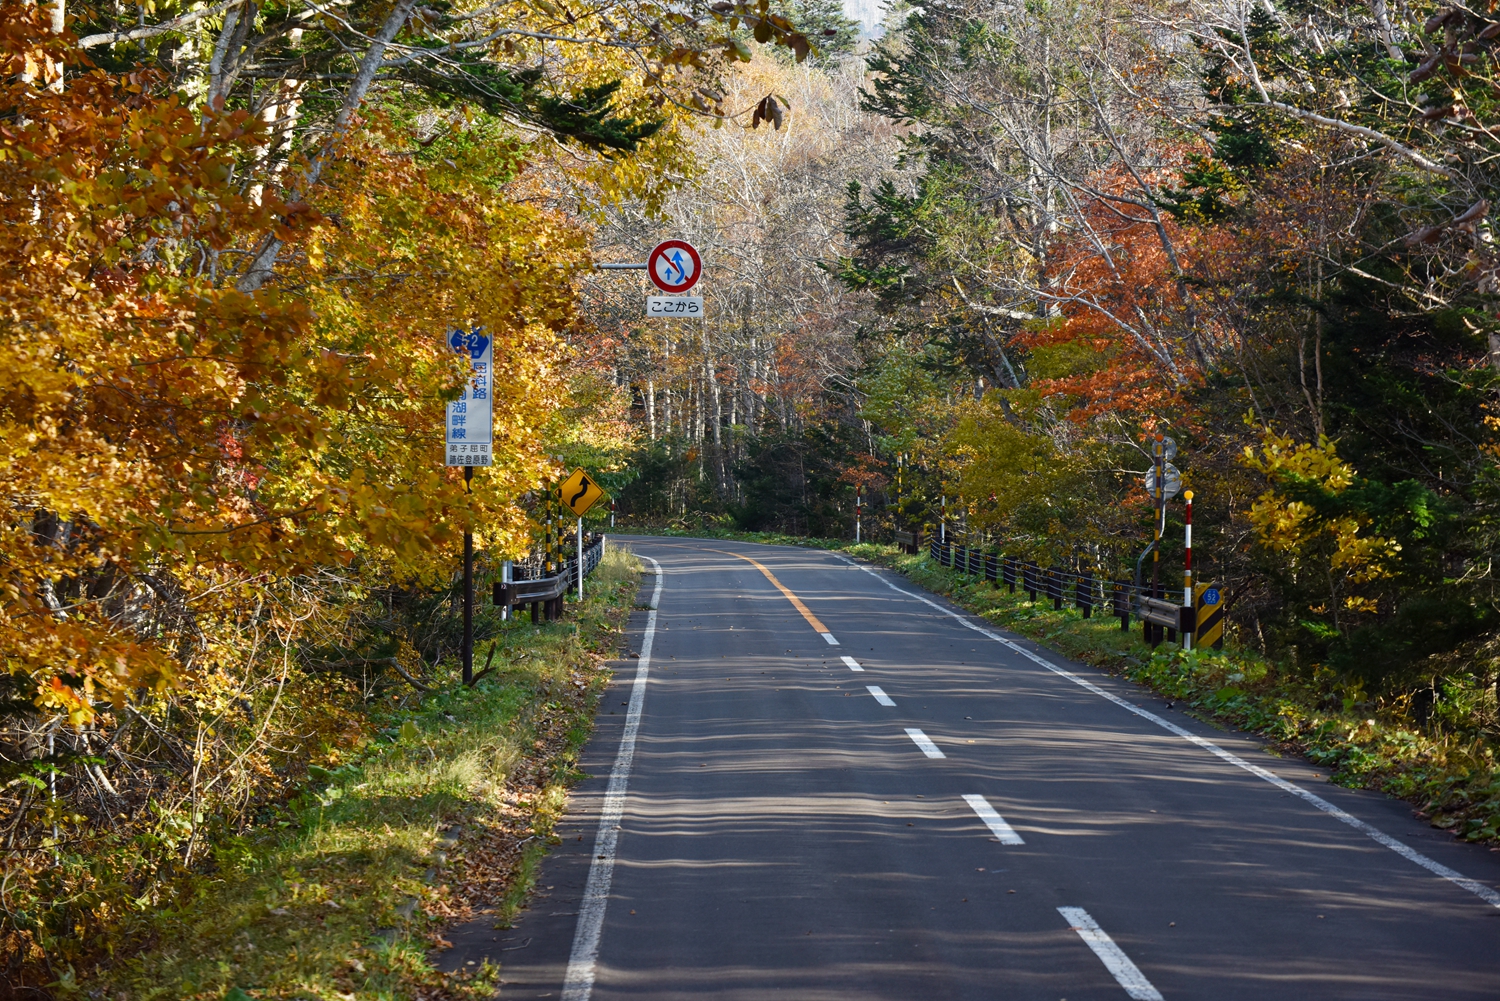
[{"x1": 1183, "y1": 489, "x2": 1194, "y2": 652}]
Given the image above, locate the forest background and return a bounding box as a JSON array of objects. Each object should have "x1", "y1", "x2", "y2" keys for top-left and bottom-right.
[
  {"x1": 607, "y1": 0, "x2": 1500, "y2": 824},
  {"x1": 7, "y1": 0, "x2": 1500, "y2": 991}
]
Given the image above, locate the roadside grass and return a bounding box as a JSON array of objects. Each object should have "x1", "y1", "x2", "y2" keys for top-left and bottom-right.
[
  {"x1": 615, "y1": 526, "x2": 1500, "y2": 845},
  {"x1": 87, "y1": 544, "x2": 641, "y2": 1001}
]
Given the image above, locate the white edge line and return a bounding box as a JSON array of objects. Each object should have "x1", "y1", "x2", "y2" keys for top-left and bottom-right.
[
  {"x1": 962, "y1": 793, "x2": 1024, "y2": 845},
  {"x1": 821, "y1": 632, "x2": 840, "y2": 645},
  {"x1": 841, "y1": 655, "x2": 864, "y2": 672},
  {"x1": 838, "y1": 556, "x2": 1500, "y2": 910},
  {"x1": 561, "y1": 555, "x2": 663, "y2": 1001},
  {"x1": 1057, "y1": 907, "x2": 1163, "y2": 1001},
  {"x1": 904, "y1": 727, "x2": 946, "y2": 758},
  {"x1": 866, "y1": 685, "x2": 896, "y2": 706}
]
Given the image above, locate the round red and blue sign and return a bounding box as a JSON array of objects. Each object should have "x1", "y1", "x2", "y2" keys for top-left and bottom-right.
[{"x1": 647, "y1": 239, "x2": 702, "y2": 294}]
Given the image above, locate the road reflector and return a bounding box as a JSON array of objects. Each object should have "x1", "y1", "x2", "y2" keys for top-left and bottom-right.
[{"x1": 559, "y1": 467, "x2": 606, "y2": 517}]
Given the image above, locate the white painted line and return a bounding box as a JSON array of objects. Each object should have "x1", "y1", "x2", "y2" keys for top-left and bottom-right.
[
  {"x1": 821, "y1": 632, "x2": 839, "y2": 645},
  {"x1": 839, "y1": 557, "x2": 1500, "y2": 911},
  {"x1": 1056, "y1": 907, "x2": 1162, "y2": 1000},
  {"x1": 905, "y1": 727, "x2": 945, "y2": 758},
  {"x1": 866, "y1": 685, "x2": 896, "y2": 706},
  {"x1": 562, "y1": 556, "x2": 663, "y2": 1001},
  {"x1": 962, "y1": 794, "x2": 1024, "y2": 845},
  {"x1": 841, "y1": 655, "x2": 864, "y2": 672}
]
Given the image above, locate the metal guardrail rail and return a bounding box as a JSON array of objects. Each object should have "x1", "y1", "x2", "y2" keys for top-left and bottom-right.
[
  {"x1": 928, "y1": 538, "x2": 1199, "y2": 647},
  {"x1": 493, "y1": 534, "x2": 606, "y2": 622}
]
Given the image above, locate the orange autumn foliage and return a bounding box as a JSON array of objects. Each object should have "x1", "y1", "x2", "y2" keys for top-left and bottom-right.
[{"x1": 1018, "y1": 178, "x2": 1222, "y2": 424}]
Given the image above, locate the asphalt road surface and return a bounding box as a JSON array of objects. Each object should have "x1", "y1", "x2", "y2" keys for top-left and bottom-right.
[{"x1": 447, "y1": 536, "x2": 1500, "y2": 1000}]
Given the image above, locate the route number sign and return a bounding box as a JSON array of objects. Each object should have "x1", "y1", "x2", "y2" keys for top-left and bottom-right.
[
  {"x1": 445, "y1": 327, "x2": 493, "y2": 467},
  {"x1": 647, "y1": 239, "x2": 702, "y2": 294},
  {"x1": 647, "y1": 296, "x2": 704, "y2": 317},
  {"x1": 559, "y1": 467, "x2": 606, "y2": 517}
]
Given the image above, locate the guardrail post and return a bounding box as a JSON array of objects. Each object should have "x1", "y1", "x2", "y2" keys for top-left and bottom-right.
[
  {"x1": 1112, "y1": 580, "x2": 1130, "y2": 629},
  {"x1": 1076, "y1": 570, "x2": 1094, "y2": 618},
  {"x1": 1003, "y1": 556, "x2": 1016, "y2": 593}
]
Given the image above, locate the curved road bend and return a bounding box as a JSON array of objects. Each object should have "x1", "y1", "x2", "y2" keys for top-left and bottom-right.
[{"x1": 470, "y1": 536, "x2": 1500, "y2": 1000}]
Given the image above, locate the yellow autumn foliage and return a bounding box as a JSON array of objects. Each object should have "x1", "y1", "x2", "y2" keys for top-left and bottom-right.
[{"x1": 1243, "y1": 432, "x2": 1401, "y2": 600}]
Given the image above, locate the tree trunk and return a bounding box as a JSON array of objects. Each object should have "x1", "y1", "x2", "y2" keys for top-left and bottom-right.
[{"x1": 237, "y1": 0, "x2": 417, "y2": 291}]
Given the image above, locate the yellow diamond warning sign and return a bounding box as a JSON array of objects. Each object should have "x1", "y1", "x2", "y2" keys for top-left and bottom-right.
[{"x1": 559, "y1": 467, "x2": 606, "y2": 517}]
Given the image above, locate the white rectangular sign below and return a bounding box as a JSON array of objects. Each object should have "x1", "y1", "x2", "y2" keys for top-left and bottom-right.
[
  {"x1": 445, "y1": 327, "x2": 494, "y2": 467},
  {"x1": 646, "y1": 296, "x2": 704, "y2": 317}
]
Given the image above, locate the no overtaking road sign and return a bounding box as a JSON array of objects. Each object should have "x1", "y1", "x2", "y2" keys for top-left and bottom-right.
[{"x1": 647, "y1": 240, "x2": 702, "y2": 294}]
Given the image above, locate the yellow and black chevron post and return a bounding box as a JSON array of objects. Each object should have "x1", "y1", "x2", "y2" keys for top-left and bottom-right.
[{"x1": 1195, "y1": 583, "x2": 1225, "y2": 650}]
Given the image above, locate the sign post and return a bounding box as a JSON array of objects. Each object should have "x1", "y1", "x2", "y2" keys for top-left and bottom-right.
[
  {"x1": 1140, "y1": 435, "x2": 1182, "y2": 644},
  {"x1": 445, "y1": 328, "x2": 494, "y2": 468},
  {"x1": 446, "y1": 327, "x2": 494, "y2": 685},
  {"x1": 559, "y1": 468, "x2": 607, "y2": 600},
  {"x1": 645, "y1": 239, "x2": 704, "y2": 317}
]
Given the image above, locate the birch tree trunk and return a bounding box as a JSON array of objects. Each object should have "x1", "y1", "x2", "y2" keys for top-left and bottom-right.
[{"x1": 236, "y1": 0, "x2": 417, "y2": 292}]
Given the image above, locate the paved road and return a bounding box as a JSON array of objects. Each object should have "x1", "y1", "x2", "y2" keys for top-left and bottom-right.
[{"x1": 454, "y1": 537, "x2": 1500, "y2": 1000}]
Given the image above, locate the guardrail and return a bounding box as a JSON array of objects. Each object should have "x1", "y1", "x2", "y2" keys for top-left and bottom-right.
[
  {"x1": 928, "y1": 537, "x2": 1212, "y2": 648},
  {"x1": 493, "y1": 534, "x2": 606, "y2": 623}
]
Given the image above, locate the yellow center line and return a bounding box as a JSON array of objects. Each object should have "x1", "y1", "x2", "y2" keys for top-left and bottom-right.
[{"x1": 710, "y1": 549, "x2": 831, "y2": 636}]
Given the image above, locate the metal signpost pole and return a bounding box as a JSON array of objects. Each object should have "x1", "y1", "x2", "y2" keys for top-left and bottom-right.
[
  {"x1": 576, "y1": 517, "x2": 584, "y2": 602},
  {"x1": 463, "y1": 465, "x2": 474, "y2": 686},
  {"x1": 1151, "y1": 437, "x2": 1164, "y2": 602},
  {"x1": 1148, "y1": 437, "x2": 1164, "y2": 646},
  {"x1": 855, "y1": 492, "x2": 861, "y2": 543},
  {"x1": 1183, "y1": 489, "x2": 1193, "y2": 652}
]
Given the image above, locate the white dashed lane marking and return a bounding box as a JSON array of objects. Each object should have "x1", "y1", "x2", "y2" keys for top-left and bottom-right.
[
  {"x1": 962, "y1": 794, "x2": 1024, "y2": 845},
  {"x1": 839, "y1": 556, "x2": 1500, "y2": 911},
  {"x1": 866, "y1": 685, "x2": 896, "y2": 707},
  {"x1": 1056, "y1": 907, "x2": 1163, "y2": 1000},
  {"x1": 904, "y1": 728, "x2": 945, "y2": 758},
  {"x1": 841, "y1": 655, "x2": 864, "y2": 672}
]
